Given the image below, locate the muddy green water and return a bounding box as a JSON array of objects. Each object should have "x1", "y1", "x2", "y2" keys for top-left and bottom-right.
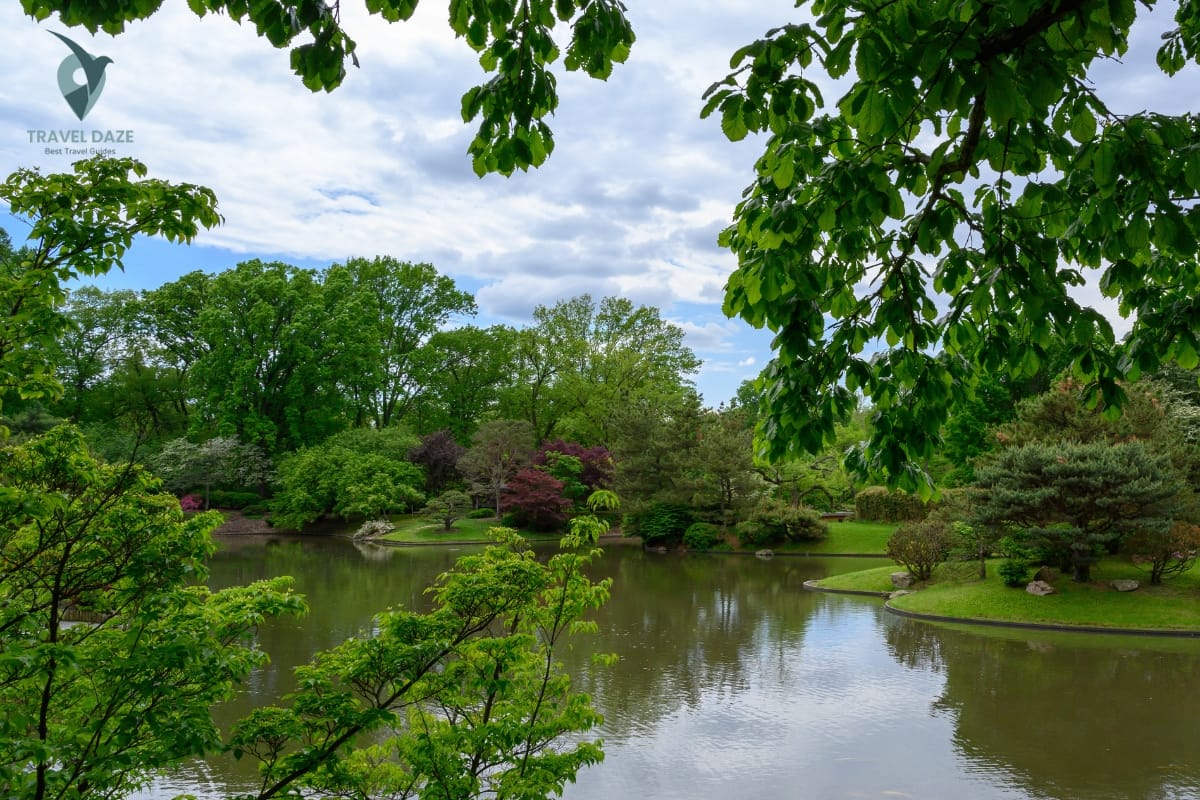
[{"x1": 138, "y1": 534, "x2": 1200, "y2": 800}]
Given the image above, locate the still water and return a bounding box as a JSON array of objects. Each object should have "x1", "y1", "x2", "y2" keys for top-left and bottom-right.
[{"x1": 142, "y1": 534, "x2": 1200, "y2": 800}]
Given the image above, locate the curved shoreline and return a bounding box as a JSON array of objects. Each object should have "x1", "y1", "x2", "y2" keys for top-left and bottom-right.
[{"x1": 803, "y1": 580, "x2": 1200, "y2": 638}]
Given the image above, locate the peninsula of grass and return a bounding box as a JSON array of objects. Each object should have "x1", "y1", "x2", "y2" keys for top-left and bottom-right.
[
  {"x1": 761, "y1": 520, "x2": 896, "y2": 555},
  {"x1": 815, "y1": 559, "x2": 1200, "y2": 632},
  {"x1": 378, "y1": 515, "x2": 558, "y2": 545}
]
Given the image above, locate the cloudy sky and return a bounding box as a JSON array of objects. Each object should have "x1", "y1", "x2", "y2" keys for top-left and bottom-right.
[
  {"x1": 0, "y1": 2, "x2": 1194, "y2": 405},
  {"x1": 0, "y1": 0, "x2": 810, "y2": 404}
]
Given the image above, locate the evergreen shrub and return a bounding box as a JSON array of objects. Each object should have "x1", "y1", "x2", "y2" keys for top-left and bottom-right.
[
  {"x1": 854, "y1": 486, "x2": 927, "y2": 522},
  {"x1": 683, "y1": 522, "x2": 722, "y2": 550}
]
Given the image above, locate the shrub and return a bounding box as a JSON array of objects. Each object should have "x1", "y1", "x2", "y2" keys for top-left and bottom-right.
[
  {"x1": 353, "y1": 519, "x2": 395, "y2": 539},
  {"x1": 466, "y1": 507, "x2": 495, "y2": 519},
  {"x1": 886, "y1": 519, "x2": 951, "y2": 581},
  {"x1": 854, "y1": 486, "x2": 928, "y2": 522},
  {"x1": 207, "y1": 490, "x2": 261, "y2": 509},
  {"x1": 998, "y1": 559, "x2": 1032, "y2": 588},
  {"x1": 626, "y1": 504, "x2": 692, "y2": 547},
  {"x1": 738, "y1": 499, "x2": 828, "y2": 547},
  {"x1": 178, "y1": 494, "x2": 202, "y2": 512},
  {"x1": 735, "y1": 520, "x2": 775, "y2": 548},
  {"x1": 1125, "y1": 521, "x2": 1200, "y2": 585},
  {"x1": 502, "y1": 469, "x2": 572, "y2": 531},
  {"x1": 683, "y1": 522, "x2": 722, "y2": 550},
  {"x1": 242, "y1": 503, "x2": 267, "y2": 516}
]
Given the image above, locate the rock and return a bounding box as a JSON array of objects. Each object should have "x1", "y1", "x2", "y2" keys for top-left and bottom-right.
[
  {"x1": 1033, "y1": 566, "x2": 1059, "y2": 583},
  {"x1": 889, "y1": 589, "x2": 915, "y2": 600},
  {"x1": 1110, "y1": 579, "x2": 1140, "y2": 592},
  {"x1": 648, "y1": 546, "x2": 669, "y2": 554},
  {"x1": 890, "y1": 571, "x2": 914, "y2": 589},
  {"x1": 755, "y1": 549, "x2": 775, "y2": 559},
  {"x1": 1026, "y1": 580, "x2": 1056, "y2": 596}
]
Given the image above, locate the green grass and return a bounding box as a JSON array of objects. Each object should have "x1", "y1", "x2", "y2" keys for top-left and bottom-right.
[
  {"x1": 811, "y1": 564, "x2": 898, "y2": 593},
  {"x1": 768, "y1": 520, "x2": 896, "y2": 555},
  {"x1": 378, "y1": 515, "x2": 558, "y2": 544},
  {"x1": 819, "y1": 558, "x2": 1200, "y2": 632}
]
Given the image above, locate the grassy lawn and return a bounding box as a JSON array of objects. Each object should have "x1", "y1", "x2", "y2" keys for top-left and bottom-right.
[
  {"x1": 768, "y1": 520, "x2": 896, "y2": 555},
  {"x1": 810, "y1": 564, "x2": 898, "y2": 593},
  {"x1": 378, "y1": 515, "x2": 559, "y2": 544},
  {"x1": 817, "y1": 558, "x2": 1200, "y2": 632}
]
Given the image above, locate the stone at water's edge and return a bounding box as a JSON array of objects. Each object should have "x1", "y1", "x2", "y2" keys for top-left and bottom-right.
[
  {"x1": 889, "y1": 589, "x2": 915, "y2": 600},
  {"x1": 1110, "y1": 579, "x2": 1140, "y2": 592},
  {"x1": 755, "y1": 549, "x2": 775, "y2": 559},
  {"x1": 1026, "y1": 580, "x2": 1056, "y2": 596},
  {"x1": 891, "y1": 571, "x2": 914, "y2": 589}
]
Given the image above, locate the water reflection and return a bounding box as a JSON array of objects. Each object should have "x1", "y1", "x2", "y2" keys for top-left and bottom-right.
[
  {"x1": 133, "y1": 536, "x2": 1200, "y2": 800},
  {"x1": 885, "y1": 618, "x2": 1200, "y2": 799}
]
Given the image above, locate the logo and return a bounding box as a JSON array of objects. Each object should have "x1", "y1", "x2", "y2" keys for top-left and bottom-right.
[{"x1": 49, "y1": 31, "x2": 113, "y2": 121}]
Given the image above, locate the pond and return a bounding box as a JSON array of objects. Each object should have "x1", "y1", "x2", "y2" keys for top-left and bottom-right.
[{"x1": 139, "y1": 534, "x2": 1200, "y2": 800}]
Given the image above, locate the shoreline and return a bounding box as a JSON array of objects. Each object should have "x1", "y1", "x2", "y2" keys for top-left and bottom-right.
[{"x1": 803, "y1": 579, "x2": 1200, "y2": 638}]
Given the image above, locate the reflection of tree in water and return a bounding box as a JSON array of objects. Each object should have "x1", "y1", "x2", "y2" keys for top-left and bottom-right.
[
  {"x1": 882, "y1": 615, "x2": 947, "y2": 674},
  {"x1": 566, "y1": 551, "x2": 833, "y2": 738},
  {"x1": 885, "y1": 617, "x2": 1200, "y2": 799}
]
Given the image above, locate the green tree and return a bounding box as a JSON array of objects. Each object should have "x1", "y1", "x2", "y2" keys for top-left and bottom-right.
[
  {"x1": 230, "y1": 524, "x2": 612, "y2": 800},
  {"x1": 421, "y1": 489, "x2": 474, "y2": 530},
  {"x1": 188, "y1": 260, "x2": 372, "y2": 452},
  {"x1": 0, "y1": 158, "x2": 219, "y2": 420},
  {"x1": 686, "y1": 406, "x2": 760, "y2": 527},
  {"x1": 329, "y1": 257, "x2": 477, "y2": 429},
  {"x1": 46, "y1": 286, "x2": 140, "y2": 424},
  {"x1": 974, "y1": 440, "x2": 1179, "y2": 582},
  {"x1": 271, "y1": 427, "x2": 425, "y2": 529},
  {"x1": 406, "y1": 324, "x2": 518, "y2": 440},
  {"x1": 0, "y1": 426, "x2": 306, "y2": 800},
  {"x1": 705, "y1": 2, "x2": 1200, "y2": 490},
  {"x1": 503, "y1": 295, "x2": 700, "y2": 446},
  {"x1": 149, "y1": 435, "x2": 271, "y2": 508},
  {"x1": 458, "y1": 419, "x2": 536, "y2": 516}
]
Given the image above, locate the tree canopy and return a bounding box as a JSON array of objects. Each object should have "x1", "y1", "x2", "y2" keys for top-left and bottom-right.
[
  {"x1": 19, "y1": 2, "x2": 1200, "y2": 492},
  {"x1": 707, "y1": 0, "x2": 1200, "y2": 491}
]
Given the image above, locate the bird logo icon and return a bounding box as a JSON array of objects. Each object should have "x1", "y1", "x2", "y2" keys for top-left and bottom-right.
[{"x1": 49, "y1": 31, "x2": 113, "y2": 121}]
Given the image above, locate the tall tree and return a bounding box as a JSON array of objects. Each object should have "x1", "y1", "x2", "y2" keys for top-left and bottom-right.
[
  {"x1": 705, "y1": 2, "x2": 1200, "y2": 490},
  {"x1": 46, "y1": 286, "x2": 140, "y2": 423},
  {"x1": 0, "y1": 426, "x2": 306, "y2": 800},
  {"x1": 406, "y1": 324, "x2": 516, "y2": 440},
  {"x1": 188, "y1": 260, "x2": 370, "y2": 452},
  {"x1": 974, "y1": 440, "x2": 1179, "y2": 582},
  {"x1": 504, "y1": 295, "x2": 700, "y2": 446},
  {"x1": 458, "y1": 419, "x2": 536, "y2": 516},
  {"x1": 329, "y1": 257, "x2": 476, "y2": 429},
  {"x1": 0, "y1": 158, "x2": 219, "y2": 419}
]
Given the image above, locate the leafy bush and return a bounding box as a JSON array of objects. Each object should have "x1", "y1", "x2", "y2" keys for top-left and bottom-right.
[
  {"x1": 242, "y1": 503, "x2": 268, "y2": 516},
  {"x1": 998, "y1": 559, "x2": 1032, "y2": 588},
  {"x1": 466, "y1": 507, "x2": 495, "y2": 519},
  {"x1": 353, "y1": 519, "x2": 394, "y2": 539},
  {"x1": 207, "y1": 490, "x2": 261, "y2": 509},
  {"x1": 626, "y1": 503, "x2": 692, "y2": 546},
  {"x1": 1125, "y1": 521, "x2": 1200, "y2": 585},
  {"x1": 683, "y1": 522, "x2": 722, "y2": 550},
  {"x1": 735, "y1": 520, "x2": 775, "y2": 548},
  {"x1": 886, "y1": 519, "x2": 951, "y2": 581},
  {"x1": 738, "y1": 499, "x2": 829, "y2": 547},
  {"x1": 178, "y1": 494, "x2": 202, "y2": 512},
  {"x1": 855, "y1": 486, "x2": 928, "y2": 522},
  {"x1": 502, "y1": 469, "x2": 572, "y2": 531}
]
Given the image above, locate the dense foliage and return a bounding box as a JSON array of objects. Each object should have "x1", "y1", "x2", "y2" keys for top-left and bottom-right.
[{"x1": 707, "y1": 0, "x2": 1200, "y2": 491}]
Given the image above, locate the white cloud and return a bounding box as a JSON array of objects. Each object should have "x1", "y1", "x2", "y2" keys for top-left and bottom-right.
[{"x1": 0, "y1": 1, "x2": 1184, "y2": 407}]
